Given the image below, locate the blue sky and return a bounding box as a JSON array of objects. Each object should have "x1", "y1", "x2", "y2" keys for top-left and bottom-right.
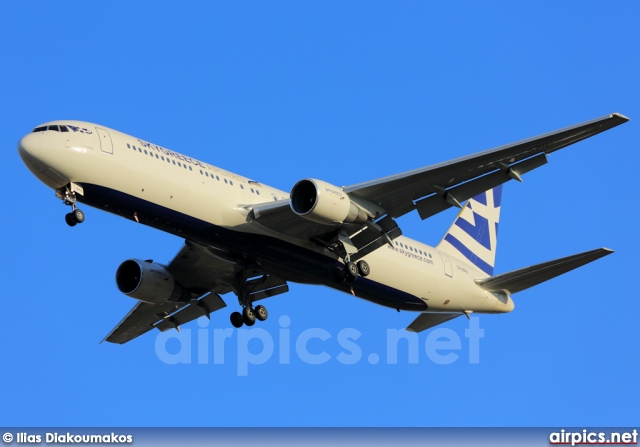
[{"x1": 1, "y1": 2, "x2": 638, "y2": 427}]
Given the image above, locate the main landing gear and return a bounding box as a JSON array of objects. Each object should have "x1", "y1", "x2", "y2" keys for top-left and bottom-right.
[
  {"x1": 229, "y1": 270, "x2": 269, "y2": 328},
  {"x1": 230, "y1": 304, "x2": 268, "y2": 328},
  {"x1": 332, "y1": 259, "x2": 370, "y2": 283},
  {"x1": 57, "y1": 185, "x2": 86, "y2": 227}
]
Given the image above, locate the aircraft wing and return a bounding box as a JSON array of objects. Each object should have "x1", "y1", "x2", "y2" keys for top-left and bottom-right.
[
  {"x1": 345, "y1": 113, "x2": 628, "y2": 219},
  {"x1": 103, "y1": 241, "x2": 288, "y2": 344},
  {"x1": 251, "y1": 114, "x2": 628, "y2": 255}
]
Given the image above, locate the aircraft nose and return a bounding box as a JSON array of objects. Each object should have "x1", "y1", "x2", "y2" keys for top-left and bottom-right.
[
  {"x1": 18, "y1": 132, "x2": 46, "y2": 173},
  {"x1": 18, "y1": 132, "x2": 42, "y2": 158}
]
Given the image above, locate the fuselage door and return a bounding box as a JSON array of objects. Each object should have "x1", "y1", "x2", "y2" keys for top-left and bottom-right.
[
  {"x1": 440, "y1": 252, "x2": 453, "y2": 278},
  {"x1": 96, "y1": 127, "x2": 113, "y2": 154}
]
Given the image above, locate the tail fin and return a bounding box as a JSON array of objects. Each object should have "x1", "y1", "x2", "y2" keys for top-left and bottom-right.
[{"x1": 436, "y1": 185, "x2": 502, "y2": 276}]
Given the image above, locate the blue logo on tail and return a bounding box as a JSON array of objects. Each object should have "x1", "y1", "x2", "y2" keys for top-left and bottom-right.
[{"x1": 440, "y1": 186, "x2": 502, "y2": 276}]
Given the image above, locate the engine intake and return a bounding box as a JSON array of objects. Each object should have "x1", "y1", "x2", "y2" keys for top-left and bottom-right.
[
  {"x1": 115, "y1": 259, "x2": 188, "y2": 304},
  {"x1": 290, "y1": 179, "x2": 370, "y2": 225}
]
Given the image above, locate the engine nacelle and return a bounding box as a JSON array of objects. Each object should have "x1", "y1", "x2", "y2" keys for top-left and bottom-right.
[
  {"x1": 115, "y1": 259, "x2": 188, "y2": 304},
  {"x1": 290, "y1": 178, "x2": 370, "y2": 225}
]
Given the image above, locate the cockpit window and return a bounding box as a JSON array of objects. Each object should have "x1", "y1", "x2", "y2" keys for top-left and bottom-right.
[{"x1": 32, "y1": 125, "x2": 69, "y2": 133}]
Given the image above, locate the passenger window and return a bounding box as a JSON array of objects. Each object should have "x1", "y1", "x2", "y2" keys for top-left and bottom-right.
[
  {"x1": 178, "y1": 162, "x2": 182, "y2": 167},
  {"x1": 155, "y1": 154, "x2": 159, "y2": 159},
  {"x1": 229, "y1": 180, "x2": 233, "y2": 185},
  {"x1": 189, "y1": 166, "x2": 192, "y2": 171},
  {"x1": 59, "y1": 125, "x2": 69, "y2": 132},
  {"x1": 256, "y1": 190, "x2": 260, "y2": 195},
  {"x1": 127, "y1": 144, "x2": 131, "y2": 148},
  {"x1": 161, "y1": 156, "x2": 165, "y2": 161},
  {"x1": 240, "y1": 184, "x2": 244, "y2": 189},
  {"x1": 172, "y1": 160, "x2": 176, "y2": 165},
  {"x1": 251, "y1": 188, "x2": 254, "y2": 193},
  {"x1": 224, "y1": 179, "x2": 228, "y2": 184},
  {"x1": 144, "y1": 150, "x2": 148, "y2": 155},
  {"x1": 216, "y1": 176, "x2": 220, "y2": 180}
]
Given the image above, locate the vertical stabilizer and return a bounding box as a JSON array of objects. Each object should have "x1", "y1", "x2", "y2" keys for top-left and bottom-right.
[{"x1": 436, "y1": 185, "x2": 502, "y2": 276}]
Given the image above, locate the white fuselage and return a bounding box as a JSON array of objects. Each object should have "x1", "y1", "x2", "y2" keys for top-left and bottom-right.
[{"x1": 18, "y1": 120, "x2": 514, "y2": 315}]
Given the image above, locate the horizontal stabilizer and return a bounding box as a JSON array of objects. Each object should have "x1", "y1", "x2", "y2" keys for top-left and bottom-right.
[
  {"x1": 475, "y1": 248, "x2": 613, "y2": 294},
  {"x1": 406, "y1": 312, "x2": 463, "y2": 333}
]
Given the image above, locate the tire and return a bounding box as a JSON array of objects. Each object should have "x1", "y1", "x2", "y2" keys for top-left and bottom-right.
[
  {"x1": 73, "y1": 208, "x2": 85, "y2": 223},
  {"x1": 357, "y1": 260, "x2": 370, "y2": 277},
  {"x1": 230, "y1": 311, "x2": 244, "y2": 328},
  {"x1": 332, "y1": 267, "x2": 346, "y2": 283},
  {"x1": 65, "y1": 213, "x2": 77, "y2": 227},
  {"x1": 243, "y1": 306, "x2": 256, "y2": 325},
  {"x1": 345, "y1": 262, "x2": 359, "y2": 282},
  {"x1": 255, "y1": 305, "x2": 268, "y2": 321}
]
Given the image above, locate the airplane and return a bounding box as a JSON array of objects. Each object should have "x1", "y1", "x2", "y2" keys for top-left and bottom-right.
[{"x1": 17, "y1": 113, "x2": 628, "y2": 343}]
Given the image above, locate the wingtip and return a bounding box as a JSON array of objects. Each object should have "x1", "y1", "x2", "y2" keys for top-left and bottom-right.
[
  {"x1": 601, "y1": 247, "x2": 615, "y2": 254},
  {"x1": 612, "y1": 112, "x2": 630, "y2": 122}
]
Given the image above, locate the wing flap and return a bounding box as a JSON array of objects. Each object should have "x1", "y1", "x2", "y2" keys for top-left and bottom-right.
[
  {"x1": 155, "y1": 293, "x2": 227, "y2": 332},
  {"x1": 103, "y1": 301, "x2": 188, "y2": 344},
  {"x1": 415, "y1": 153, "x2": 547, "y2": 220},
  {"x1": 475, "y1": 248, "x2": 613, "y2": 294},
  {"x1": 246, "y1": 274, "x2": 289, "y2": 301},
  {"x1": 406, "y1": 312, "x2": 463, "y2": 333}
]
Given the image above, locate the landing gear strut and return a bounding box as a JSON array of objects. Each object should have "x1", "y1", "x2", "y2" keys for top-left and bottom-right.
[
  {"x1": 229, "y1": 271, "x2": 269, "y2": 328},
  {"x1": 57, "y1": 185, "x2": 86, "y2": 227}
]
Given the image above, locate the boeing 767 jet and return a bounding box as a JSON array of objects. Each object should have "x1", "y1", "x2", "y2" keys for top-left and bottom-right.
[{"x1": 18, "y1": 113, "x2": 628, "y2": 343}]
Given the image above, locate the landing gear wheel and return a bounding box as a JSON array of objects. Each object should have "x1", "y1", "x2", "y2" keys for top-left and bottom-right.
[
  {"x1": 357, "y1": 260, "x2": 370, "y2": 277},
  {"x1": 255, "y1": 305, "x2": 268, "y2": 321},
  {"x1": 332, "y1": 267, "x2": 346, "y2": 283},
  {"x1": 243, "y1": 306, "x2": 256, "y2": 326},
  {"x1": 73, "y1": 208, "x2": 85, "y2": 223},
  {"x1": 65, "y1": 213, "x2": 78, "y2": 227},
  {"x1": 345, "y1": 262, "x2": 359, "y2": 282},
  {"x1": 230, "y1": 312, "x2": 244, "y2": 328}
]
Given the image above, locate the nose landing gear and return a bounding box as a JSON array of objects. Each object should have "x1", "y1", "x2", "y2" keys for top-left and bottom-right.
[
  {"x1": 57, "y1": 185, "x2": 86, "y2": 227},
  {"x1": 65, "y1": 208, "x2": 85, "y2": 227}
]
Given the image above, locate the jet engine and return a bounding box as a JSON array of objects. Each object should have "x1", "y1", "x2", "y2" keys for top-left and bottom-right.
[
  {"x1": 115, "y1": 259, "x2": 188, "y2": 304},
  {"x1": 290, "y1": 179, "x2": 370, "y2": 225}
]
